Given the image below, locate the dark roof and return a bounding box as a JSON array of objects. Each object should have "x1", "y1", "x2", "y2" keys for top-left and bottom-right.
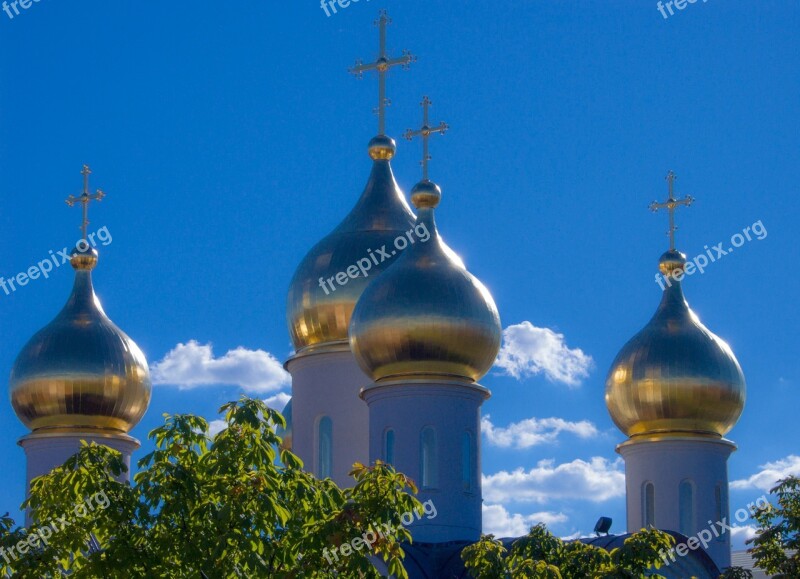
[
  {"x1": 390, "y1": 530, "x2": 721, "y2": 579},
  {"x1": 398, "y1": 541, "x2": 473, "y2": 579},
  {"x1": 580, "y1": 530, "x2": 720, "y2": 578}
]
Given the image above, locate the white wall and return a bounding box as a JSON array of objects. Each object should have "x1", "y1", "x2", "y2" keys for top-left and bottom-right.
[
  {"x1": 363, "y1": 380, "x2": 489, "y2": 543},
  {"x1": 619, "y1": 436, "x2": 736, "y2": 570},
  {"x1": 286, "y1": 349, "x2": 371, "y2": 487},
  {"x1": 19, "y1": 431, "x2": 140, "y2": 524}
]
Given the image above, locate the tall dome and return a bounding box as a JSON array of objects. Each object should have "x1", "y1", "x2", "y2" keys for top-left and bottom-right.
[
  {"x1": 605, "y1": 249, "x2": 746, "y2": 439},
  {"x1": 349, "y1": 178, "x2": 502, "y2": 383},
  {"x1": 286, "y1": 136, "x2": 416, "y2": 354},
  {"x1": 10, "y1": 245, "x2": 151, "y2": 434}
]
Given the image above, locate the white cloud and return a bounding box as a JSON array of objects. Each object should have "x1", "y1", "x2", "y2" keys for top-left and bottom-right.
[
  {"x1": 263, "y1": 392, "x2": 291, "y2": 412},
  {"x1": 495, "y1": 322, "x2": 593, "y2": 386},
  {"x1": 152, "y1": 341, "x2": 290, "y2": 393},
  {"x1": 731, "y1": 455, "x2": 800, "y2": 492},
  {"x1": 482, "y1": 504, "x2": 567, "y2": 537},
  {"x1": 483, "y1": 457, "x2": 625, "y2": 504},
  {"x1": 208, "y1": 419, "x2": 228, "y2": 437},
  {"x1": 730, "y1": 525, "x2": 760, "y2": 551},
  {"x1": 559, "y1": 531, "x2": 588, "y2": 541},
  {"x1": 482, "y1": 415, "x2": 598, "y2": 449}
]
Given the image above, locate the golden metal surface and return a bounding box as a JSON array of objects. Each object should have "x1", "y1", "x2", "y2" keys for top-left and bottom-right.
[
  {"x1": 349, "y1": 10, "x2": 416, "y2": 136},
  {"x1": 404, "y1": 96, "x2": 448, "y2": 181},
  {"x1": 605, "y1": 252, "x2": 746, "y2": 439},
  {"x1": 349, "y1": 187, "x2": 502, "y2": 383},
  {"x1": 287, "y1": 13, "x2": 419, "y2": 355},
  {"x1": 286, "y1": 144, "x2": 416, "y2": 353},
  {"x1": 649, "y1": 171, "x2": 694, "y2": 251},
  {"x1": 10, "y1": 172, "x2": 151, "y2": 434},
  {"x1": 65, "y1": 165, "x2": 105, "y2": 241},
  {"x1": 11, "y1": 260, "x2": 152, "y2": 433}
]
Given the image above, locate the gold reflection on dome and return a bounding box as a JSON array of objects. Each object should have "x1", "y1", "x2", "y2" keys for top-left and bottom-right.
[
  {"x1": 286, "y1": 137, "x2": 416, "y2": 354},
  {"x1": 349, "y1": 178, "x2": 502, "y2": 383},
  {"x1": 10, "y1": 248, "x2": 152, "y2": 433},
  {"x1": 10, "y1": 169, "x2": 151, "y2": 434},
  {"x1": 605, "y1": 250, "x2": 746, "y2": 439}
]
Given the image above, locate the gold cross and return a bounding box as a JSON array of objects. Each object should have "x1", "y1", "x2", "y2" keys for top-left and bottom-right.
[
  {"x1": 404, "y1": 96, "x2": 448, "y2": 181},
  {"x1": 65, "y1": 165, "x2": 106, "y2": 241},
  {"x1": 649, "y1": 170, "x2": 694, "y2": 251},
  {"x1": 349, "y1": 10, "x2": 416, "y2": 136}
]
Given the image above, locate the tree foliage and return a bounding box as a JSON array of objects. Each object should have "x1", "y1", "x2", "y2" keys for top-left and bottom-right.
[
  {"x1": 718, "y1": 566, "x2": 753, "y2": 578},
  {"x1": 0, "y1": 397, "x2": 421, "y2": 578},
  {"x1": 461, "y1": 523, "x2": 675, "y2": 579},
  {"x1": 748, "y1": 475, "x2": 800, "y2": 577}
]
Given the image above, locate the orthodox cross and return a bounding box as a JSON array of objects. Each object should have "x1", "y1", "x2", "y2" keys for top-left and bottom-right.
[
  {"x1": 349, "y1": 10, "x2": 416, "y2": 136},
  {"x1": 650, "y1": 171, "x2": 694, "y2": 250},
  {"x1": 404, "y1": 96, "x2": 448, "y2": 181},
  {"x1": 65, "y1": 165, "x2": 106, "y2": 241}
]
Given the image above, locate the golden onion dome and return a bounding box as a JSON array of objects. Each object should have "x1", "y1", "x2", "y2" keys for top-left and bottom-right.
[
  {"x1": 10, "y1": 246, "x2": 152, "y2": 433},
  {"x1": 349, "y1": 179, "x2": 502, "y2": 383},
  {"x1": 287, "y1": 136, "x2": 416, "y2": 355},
  {"x1": 605, "y1": 250, "x2": 746, "y2": 439}
]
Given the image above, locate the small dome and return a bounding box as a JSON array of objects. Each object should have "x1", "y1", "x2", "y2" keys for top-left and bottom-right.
[
  {"x1": 10, "y1": 247, "x2": 152, "y2": 433},
  {"x1": 605, "y1": 251, "x2": 746, "y2": 438},
  {"x1": 349, "y1": 181, "x2": 501, "y2": 383},
  {"x1": 287, "y1": 139, "x2": 416, "y2": 354}
]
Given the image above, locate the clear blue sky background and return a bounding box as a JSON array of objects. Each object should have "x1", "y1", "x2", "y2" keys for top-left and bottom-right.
[{"x1": 1, "y1": 0, "x2": 797, "y2": 546}]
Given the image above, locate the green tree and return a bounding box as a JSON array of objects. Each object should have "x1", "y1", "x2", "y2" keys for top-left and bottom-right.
[
  {"x1": 718, "y1": 566, "x2": 753, "y2": 578},
  {"x1": 0, "y1": 397, "x2": 422, "y2": 578},
  {"x1": 461, "y1": 523, "x2": 675, "y2": 579},
  {"x1": 748, "y1": 475, "x2": 800, "y2": 577}
]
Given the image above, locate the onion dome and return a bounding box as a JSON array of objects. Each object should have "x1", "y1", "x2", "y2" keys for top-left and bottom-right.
[
  {"x1": 349, "y1": 178, "x2": 502, "y2": 383},
  {"x1": 286, "y1": 136, "x2": 416, "y2": 355},
  {"x1": 10, "y1": 244, "x2": 152, "y2": 434},
  {"x1": 605, "y1": 250, "x2": 746, "y2": 439}
]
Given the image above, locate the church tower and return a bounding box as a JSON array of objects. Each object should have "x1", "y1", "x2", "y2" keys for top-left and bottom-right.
[
  {"x1": 350, "y1": 98, "x2": 502, "y2": 542},
  {"x1": 285, "y1": 12, "x2": 416, "y2": 487},
  {"x1": 605, "y1": 172, "x2": 746, "y2": 570},
  {"x1": 10, "y1": 166, "x2": 152, "y2": 513}
]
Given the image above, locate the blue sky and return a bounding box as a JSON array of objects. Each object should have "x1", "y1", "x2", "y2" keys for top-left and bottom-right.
[{"x1": 1, "y1": 0, "x2": 798, "y2": 548}]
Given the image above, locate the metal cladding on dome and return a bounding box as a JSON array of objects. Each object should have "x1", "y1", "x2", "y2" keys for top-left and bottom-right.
[
  {"x1": 9, "y1": 167, "x2": 152, "y2": 434},
  {"x1": 286, "y1": 142, "x2": 416, "y2": 354},
  {"x1": 349, "y1": 181, "x2": 502, "y2": 384},
  {"x1": 605, "y1": 175, "x2": 745, "y2": 440}
]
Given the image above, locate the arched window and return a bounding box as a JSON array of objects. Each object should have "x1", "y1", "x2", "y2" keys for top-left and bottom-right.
[
  {"x1": 643, "y1": 482, "x2": 655, "y2": 528},
  {"x1": 384, "y1": 429, "x2": 395, "y2": 465},
  {"x1": 462, "y1": 431, "x2": 473, "y2": 491},
  {"x1": 420, "y1": 427, "x2": 438, "y2": 489},
  {"x1": 317, "y1": 416, "x2": 332, "y2": 479},
  {"x1": 679, "y1": 480, "x2": 695, "y2": 536}
]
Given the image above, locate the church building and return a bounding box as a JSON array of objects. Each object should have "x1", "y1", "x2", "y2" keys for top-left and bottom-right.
[{"x1": 7, "y1": 11, "x2": 749, "y2": 579}]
